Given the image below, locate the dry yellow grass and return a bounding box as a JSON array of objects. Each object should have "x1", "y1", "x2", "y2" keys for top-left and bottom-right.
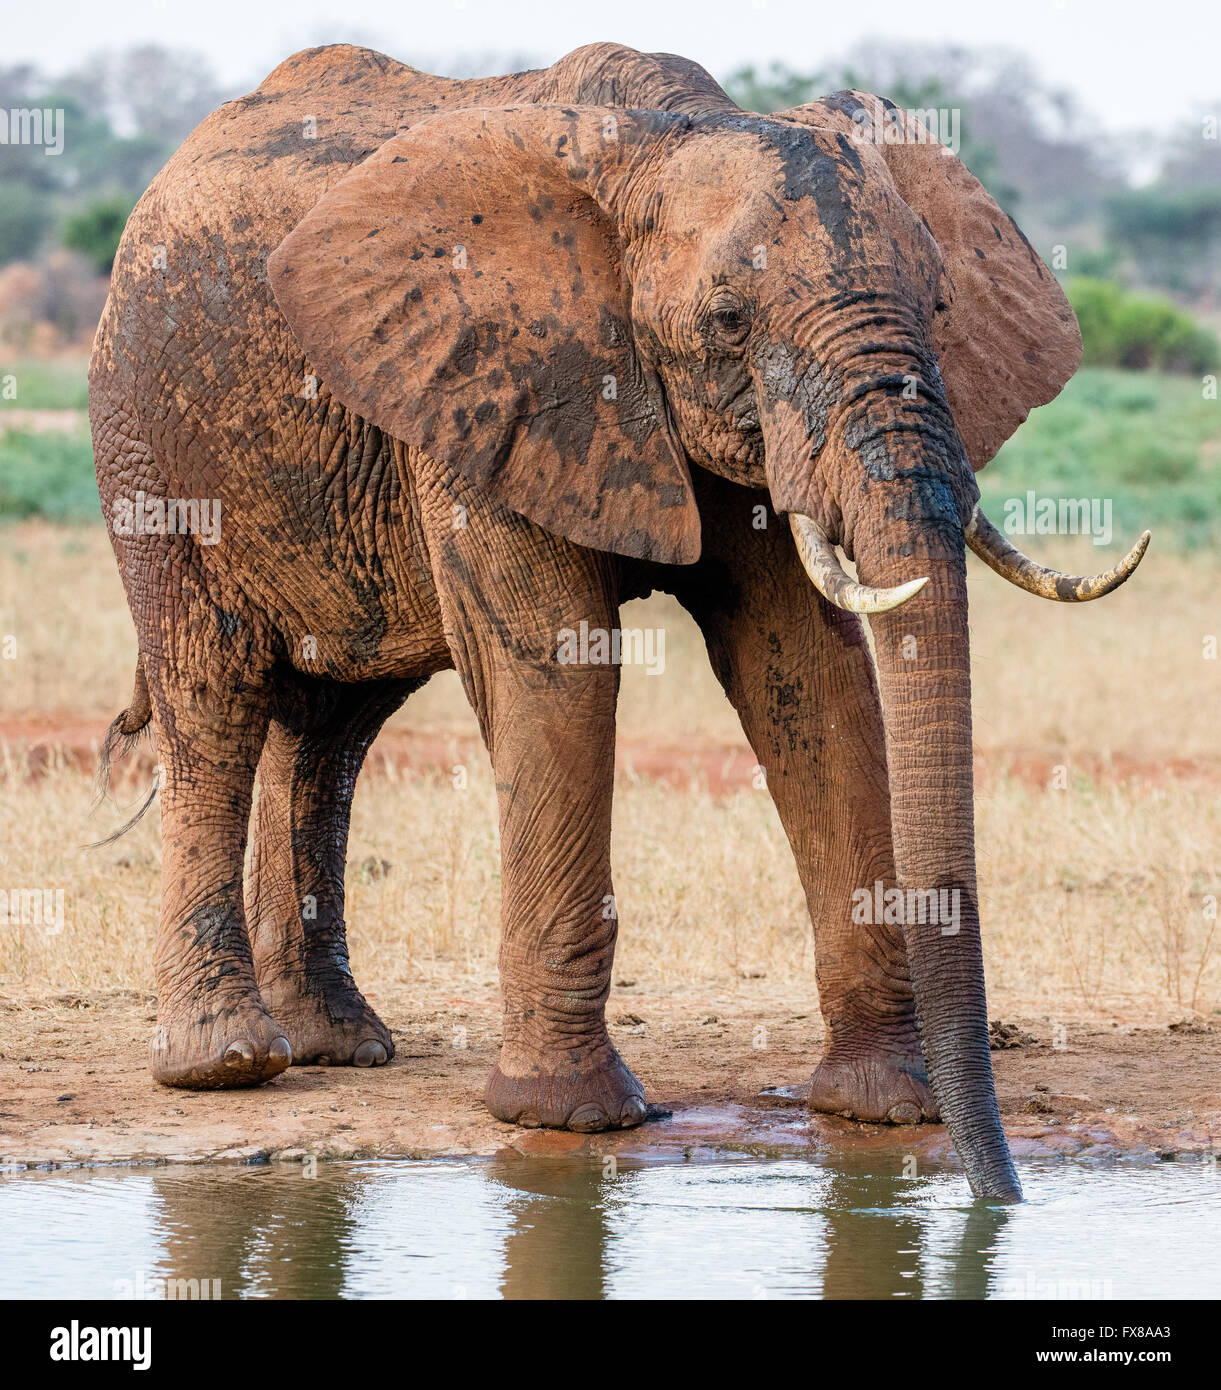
[
  {"x1": 1, "y1": 753, "x2": 1216, "y2": 1021},
  {"x1": 1, "y1": 521, "x2": 1217, "y2": 1022},
  {"x1": 3, "y1": 521, "x2": 1217, "y2": 760}
]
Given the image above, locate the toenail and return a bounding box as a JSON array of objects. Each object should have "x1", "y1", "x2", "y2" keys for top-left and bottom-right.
[
  {"x1": 887, "y1": 1102, "x2": 921, "y2": 1124},
  {"x1": 568, "y1": 1104, "x2": 609, "y2": 1133},
  {"x1": 517, "y1": 1111, "x2": 542, "y2": 1128},
  {"x1": 353, "y1": 1040, "x2": 387, "y2": 1067},
  {"x1": 316, "y1": 1055, "x2": 331, "y2": 1067},
  {"x1": 619, "y1": 1096, "x2": 647, "y2": 1127},
  {"x1": 224, "y1": 1040, "x2": 254, "y2": 1068},
  {"x1": 268, "y1": 1037, "x2": 292, "y2": 1066}
]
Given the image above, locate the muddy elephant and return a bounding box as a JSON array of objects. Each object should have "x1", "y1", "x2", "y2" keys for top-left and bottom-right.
[{"x1": 90, "y1": 42, "x2": 1147, "y2": 1200}]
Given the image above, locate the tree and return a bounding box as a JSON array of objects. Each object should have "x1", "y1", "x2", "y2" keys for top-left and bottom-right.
[
  {"x1": 0, "y1": 64, "x2": 61, "y2": 191},
  {"x1": 1105, "y1": 187, "x2": 1221, "y2": 296},
  {"x1": 721, "y1": 61, "x2": 829, "y2": 116},
  {"x1": 721, "y1": 57, "x2": 1018, "y2": 212},
  {"x1": 0, "y1": 181, "x2": 53, "y2": 262},
  {"x1": 68, "y1": 45, "x2": 228, "y2": 145},
  {"x1": 1156, "y1": 108, "x2": 1221, "y2": 192},
  {"x1": 63, "y1": 195, "x2": 135, "y2": 274}
]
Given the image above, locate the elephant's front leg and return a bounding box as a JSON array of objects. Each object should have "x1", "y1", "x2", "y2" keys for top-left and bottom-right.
[
  {"x1": 427, "y1": 488, "x2": 645, "y2": 1133},
  {"x1": 482, "y1": 657, "x2": 644, "y2": 1131},
  {"x1": 674, "y1": 480, "x2": 939, "y2": 1124}
]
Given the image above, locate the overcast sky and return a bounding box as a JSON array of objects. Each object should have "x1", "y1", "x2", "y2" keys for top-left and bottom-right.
[{"x1": 6, "y1": 0, "x2": 1217, "y2": 136}]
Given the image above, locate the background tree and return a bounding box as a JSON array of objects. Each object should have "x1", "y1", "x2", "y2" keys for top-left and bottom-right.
[
  {"x1": 0, "y1": 182, "x2": 54, "y2": 263},
  {"x1": 62, "y1": 196, "x2": 136, "y2": 275}
]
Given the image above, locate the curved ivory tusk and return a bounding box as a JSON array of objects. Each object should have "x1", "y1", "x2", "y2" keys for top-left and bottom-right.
[
  {"x1": 965, "y1": 505, "x2": 1150, "y2": 601},
  {"x1": 789, "y1": 514, "x2": 929, "y2": 614}
]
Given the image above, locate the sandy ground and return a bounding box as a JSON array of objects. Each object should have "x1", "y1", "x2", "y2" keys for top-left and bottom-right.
[{"x1": 2, "y1": 984, "x2": 1217, "y2": 1172}]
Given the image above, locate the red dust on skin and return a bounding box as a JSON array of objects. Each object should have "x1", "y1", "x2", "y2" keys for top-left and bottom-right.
[{"x1": 86, "y1": 41, "x2": 1118, "y2": 1202}]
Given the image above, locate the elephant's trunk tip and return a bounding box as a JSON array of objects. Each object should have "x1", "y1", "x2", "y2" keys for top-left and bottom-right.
[{"x1": 969, "y1": 1159, "x2": 1024, "y2": 1204}]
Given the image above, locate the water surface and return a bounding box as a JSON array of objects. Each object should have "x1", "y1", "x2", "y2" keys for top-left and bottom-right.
[{"x1": 1, "y1": 1155, "x2": 1216, "y2": 1299}]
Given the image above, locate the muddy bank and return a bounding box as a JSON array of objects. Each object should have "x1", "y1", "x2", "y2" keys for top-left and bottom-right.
[{"x1": 1, "y1": 988, "x2": 1217, "y2": 1171}]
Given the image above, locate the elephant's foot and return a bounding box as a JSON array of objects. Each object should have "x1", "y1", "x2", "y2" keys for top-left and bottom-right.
[
  {"x1": 486, "y1": 1039, "x2": 646, "y2": 1132},
  {"x1": 259, "y1": 971, "x2": 394, "y2": 1067},
  {"x1": 808, "y1": 1035, "x2": 939, "y2": 1125},
  {"x1": 151, "y1": 991, "x2": 292, "y2": 1089}
]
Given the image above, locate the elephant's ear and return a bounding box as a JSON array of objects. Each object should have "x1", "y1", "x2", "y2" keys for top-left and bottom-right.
[
  {"x1": 268, "y1": 105, "x2": 700, "y2": 563},
  {"x1": 779, "y1": 92, "x2": 1081, "y2": 471}
]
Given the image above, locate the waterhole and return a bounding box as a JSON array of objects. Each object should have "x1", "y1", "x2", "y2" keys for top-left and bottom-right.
[{"x1": 1, "y1": 1155, "x2": 1216, "y2": 1300}]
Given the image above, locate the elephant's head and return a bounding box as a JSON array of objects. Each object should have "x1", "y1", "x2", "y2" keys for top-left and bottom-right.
[{"x1": 269, "y1": 92, "x2": 1148, "y2": 1201}]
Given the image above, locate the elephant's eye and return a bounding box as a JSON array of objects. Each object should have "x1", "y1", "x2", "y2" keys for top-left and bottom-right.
[{"x1": 709, "y1": 301, "x2": 750, "y2": 345}]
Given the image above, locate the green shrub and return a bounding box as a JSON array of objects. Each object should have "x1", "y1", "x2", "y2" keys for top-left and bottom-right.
[
  {"x1": 1067, "y1": 277, "x2": 1218, "y2": 375},
  {"x1": 62, "y1": 195, "x2": 135, "y2": 275},
  {"x1": 0, "y1": 359, "x2": 90, "y2": 410},
  {"x1": 0, "y1": 431, "x2": 99, "y2": 521}
]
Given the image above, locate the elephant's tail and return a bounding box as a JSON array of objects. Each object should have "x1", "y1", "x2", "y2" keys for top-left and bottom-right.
[{"x1": 88, "y1": 660, "x2": 156, "y2": 848}]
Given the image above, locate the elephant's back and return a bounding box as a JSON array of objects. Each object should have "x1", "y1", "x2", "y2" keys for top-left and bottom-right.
[
  {"x1": 168, "y1": 45, "x2": 540, "y2": 229},
  {"x1": 92, "y1": 41, "x2": 732, "y2": 406},
  {"x1": 92, "y1": 46, "x2": 538, "y2": 429}
]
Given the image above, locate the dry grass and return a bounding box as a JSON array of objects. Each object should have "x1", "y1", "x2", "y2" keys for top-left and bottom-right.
[
  {"x1": 3, "y1": 522, "x2": 1216, "y2": 761},
  {"x1": 1, "y1": 753, "x2": 1216, "y2": 1022},
  {"x1": 1, "y1": 521, "x2": 1218, "y2": 1022}
]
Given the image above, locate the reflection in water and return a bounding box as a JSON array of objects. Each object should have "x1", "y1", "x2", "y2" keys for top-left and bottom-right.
[
  {"x1": 0, "y1": 1156, "x2": 1215, "y2": 1300},
  {"x1": 951, "y1": 1202, "x2": 1011, "y2": 1301},
  {"x1": 152, "y1": 1166, "x2": 355, "y2": 1300},
  {"x1": 821, "y1": 1166, "x2": 931, "y2": 1299},
  {"x1": 488, "y1": 1152, "x2": 612, "y2": 1301},
  {"x1": 817, "y1": 1165, "x2": 1008, "y2": 1299}
]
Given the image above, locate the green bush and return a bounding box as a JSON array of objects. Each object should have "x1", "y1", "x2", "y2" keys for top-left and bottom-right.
[
  {"x1": 1068, "y1": 277, "x2": 1218, "y2": 374},
  {"x1": 0, "y1": 431, "x2": 99, "y2": 521},
  {"x1": 0, "y1": 181, "x2": 53, "y2": 263},
  {"x1": 62, "y1": 195, "x2": 135, "y2": 275}
]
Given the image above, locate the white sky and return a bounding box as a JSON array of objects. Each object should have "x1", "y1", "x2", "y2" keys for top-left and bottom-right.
[{"x1": 6, "y1": 0, "x2": 1218, "y2": 136}]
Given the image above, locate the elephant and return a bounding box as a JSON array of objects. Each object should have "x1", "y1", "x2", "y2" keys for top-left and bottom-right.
[{"x1": 89, "y1": 41, "x2": 1148, "y2": 1201}]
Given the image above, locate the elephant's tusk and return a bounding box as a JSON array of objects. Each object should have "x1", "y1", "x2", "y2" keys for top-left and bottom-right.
[
  {"x1": 789, "y1": 513, "x2": 929, "y2": 614},
  {"x1": 965, "y1": 504, "x2": 1150, "y2": 601}
]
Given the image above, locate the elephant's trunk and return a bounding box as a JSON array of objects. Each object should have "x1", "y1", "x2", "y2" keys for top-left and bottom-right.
[
  {"x1": 858, "y1": 517, "x2": 1021, "y2": 1201},
  {"x1": 837, "y1": 377, "x2": 1020, "y2": 1199},
  {"x1": 757, "y1": 327, "x2": 1021, "y2": 1199}
]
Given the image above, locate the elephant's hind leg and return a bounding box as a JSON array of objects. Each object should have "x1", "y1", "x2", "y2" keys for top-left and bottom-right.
[
  {"x1": 246, "y1": 677, "x2": 419, "y2": 1066},
  {"x1": 144, "y1": 665, "x2": 291, "y2": 1089}
]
